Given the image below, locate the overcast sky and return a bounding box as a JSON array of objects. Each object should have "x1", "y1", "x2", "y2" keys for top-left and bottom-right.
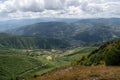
[{"x1": 0, "y1": 0, "x2": 120, "y2": 20}]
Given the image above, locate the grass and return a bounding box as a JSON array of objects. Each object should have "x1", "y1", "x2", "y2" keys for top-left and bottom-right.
[
  {"x1": 28, "y1": 66, "x2": 120, "y2": 80},
  {"x1": 0, "y1": 54, "x2": 44, "y2": 80},
  {"x1": 62, "y1": 47, "x2": 97, "y2": 57}
]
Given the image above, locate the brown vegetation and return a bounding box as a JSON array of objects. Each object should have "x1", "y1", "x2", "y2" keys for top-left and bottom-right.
[{"x1": 28, "y1": 66, "x2": 120, "y2": 80}]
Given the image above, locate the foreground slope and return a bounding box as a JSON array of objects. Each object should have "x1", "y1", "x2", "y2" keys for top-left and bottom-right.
[{"x1": 29, "y1": 66, "x2": 120, "y2": 80}]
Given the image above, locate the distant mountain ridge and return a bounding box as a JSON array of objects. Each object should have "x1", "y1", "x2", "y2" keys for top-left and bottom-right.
[
  {"x1": 0, "y1": 18, "x2": 79, "y2": 32},
  {"x1": 9, "y1": 18, "x2": 120, "y2": 47}
]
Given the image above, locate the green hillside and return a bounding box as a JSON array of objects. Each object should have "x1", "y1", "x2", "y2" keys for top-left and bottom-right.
[
  {"x1": 72, "y1": 40, "x2": 120, "y2": 66},
  {"x1": 0, "y1": 36, "x2": 70, "y2": 49},
  {"x1": 0, "y1": 54, "x2": 45, "y2": 80}
]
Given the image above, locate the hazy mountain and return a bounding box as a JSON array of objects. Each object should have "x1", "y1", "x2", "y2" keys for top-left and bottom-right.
[
  {"x1": 9, "y1": 18, "x2": 120, "y2": 47},
  {"x1": 0, "y1": 33, "x2": 12, "y2": 37},
  {"x1": 0, "y1": 18, "x2": 79, "y2": 32}
]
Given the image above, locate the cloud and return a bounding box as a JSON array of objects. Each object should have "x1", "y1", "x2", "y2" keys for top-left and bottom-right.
[
  {"x1": 80, "y1": 2, "x2": 103, "y2": 14},
  {"x1": 44, "y1": 0, "x2": 65, "y2": 10},
  {"x1": 0, "y1": 0, "x2": 120, "y2": 20},
  {"x1": 0, "y1": 0, "x2": 45, "y2": 12}
]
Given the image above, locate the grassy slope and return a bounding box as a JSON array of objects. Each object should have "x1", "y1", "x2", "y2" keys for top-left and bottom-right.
[
  {"x1": 0, "y1": 54, "x2": 44, "y2": 80},
  {"x1": 72, "y1": 40, "x2": 120, "y2": 66},
  {"x1": 29, "y1": 66, "x2": 120, "y2": 80}
]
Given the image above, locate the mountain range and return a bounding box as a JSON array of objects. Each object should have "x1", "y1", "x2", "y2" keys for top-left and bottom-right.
[{"x1": 7, "y1": 18, "x2": 120, "y2": 47}]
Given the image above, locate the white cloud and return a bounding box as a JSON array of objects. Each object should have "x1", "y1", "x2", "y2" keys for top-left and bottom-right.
[
  {"x1": 44, "y1": 0, "x2": 65, "y2": 10},
  {"x1": 0, "y1": 0, "x2": 120, "y2": 20}
]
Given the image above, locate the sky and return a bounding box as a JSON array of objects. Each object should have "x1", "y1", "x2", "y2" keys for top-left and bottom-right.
[{"x1": 0, "y1": 0, "x2": 120, "y2": 20}]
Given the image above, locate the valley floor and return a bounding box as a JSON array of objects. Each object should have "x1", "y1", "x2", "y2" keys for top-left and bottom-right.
[{"x1": 28, "y1": 66, "x2": 120, "y2": 80}]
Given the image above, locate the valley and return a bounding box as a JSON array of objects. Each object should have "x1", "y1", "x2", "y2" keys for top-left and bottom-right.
[
  {"x1": 0, "y1": 18, "x2": 120, "y2": 80},
  {"x1": 27, "y1": 39, "x2": 120, "y2": 80},
  {"x1": 0, "y1": 47, "x2": 96, "y2": 80}
]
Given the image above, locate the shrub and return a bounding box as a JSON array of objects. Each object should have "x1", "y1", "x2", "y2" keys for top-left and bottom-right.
[{"x1": 105, "y1": 48, "x2": 120, "y2": 66}]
